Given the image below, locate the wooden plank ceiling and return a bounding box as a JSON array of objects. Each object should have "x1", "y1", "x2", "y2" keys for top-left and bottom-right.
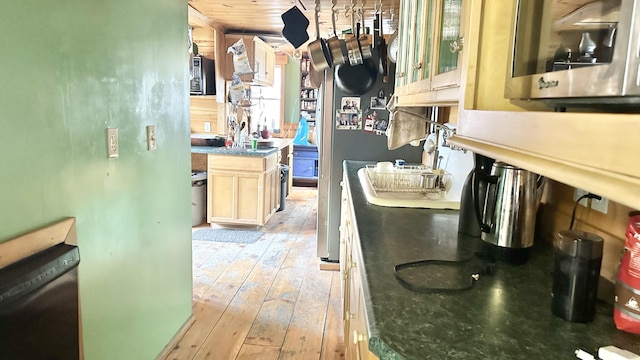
[{"x1": 188, "y1": 0, "x2": 400, "y2": 49}]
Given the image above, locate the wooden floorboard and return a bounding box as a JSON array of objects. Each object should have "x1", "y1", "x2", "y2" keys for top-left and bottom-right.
[
  {"x1": 278, "y1": 240, "x2": 332, "y2": 360},
  {"x1": 166, "y1": 187, "x2": 344, "y2": 360},
  {"x1": 321, "y1": 272, "x2": 345, "y2": 360}
]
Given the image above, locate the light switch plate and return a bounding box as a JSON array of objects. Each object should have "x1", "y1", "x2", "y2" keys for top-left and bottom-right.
[
  {"x1": 204, "y1": 122, "x2": 211, "y2": 132},
  {"x1": 146, "y1": 125, "x2": 156, "y2": 151},
  {"x1": 107, "y1": 128, "x2": 119, "y2": 158}
]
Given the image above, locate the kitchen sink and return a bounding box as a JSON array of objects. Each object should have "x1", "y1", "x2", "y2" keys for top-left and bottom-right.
[{"x1": 357, "y1": 168, "x2": 461, "y2": 209}]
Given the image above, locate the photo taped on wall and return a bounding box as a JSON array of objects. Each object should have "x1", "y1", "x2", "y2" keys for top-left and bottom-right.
[
  {"x1": 336, "y1": 110, "x2": 362, "y2": 130},
  {"x1": 340, "y1": 97, "x2": 360, "y2": 113}
]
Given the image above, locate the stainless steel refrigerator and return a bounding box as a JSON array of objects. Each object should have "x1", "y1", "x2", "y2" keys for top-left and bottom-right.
[{"x1": 315, "y1": 66, "x2": 424, "y2": 262}]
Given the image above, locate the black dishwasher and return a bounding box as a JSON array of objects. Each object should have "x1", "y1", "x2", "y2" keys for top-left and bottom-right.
[{"x1": 0, "y1": 243, "x2": 80, "y2": 360}]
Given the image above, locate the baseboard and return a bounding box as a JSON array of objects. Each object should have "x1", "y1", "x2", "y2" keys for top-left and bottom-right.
[
  {"x1": 155, "y1": 314, "x2": 195, "y2": 360},
  {"x1": 319, "y1": 261, "x2": 340, "y2": 271}
]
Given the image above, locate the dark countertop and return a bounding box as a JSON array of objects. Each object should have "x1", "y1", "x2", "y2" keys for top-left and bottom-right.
[
  {"x1": 343, "y1": 160, "x2": 640, "y2": 360},
  {"x1": 191, "y1": 145, "x2": 278, "y2": 157}
]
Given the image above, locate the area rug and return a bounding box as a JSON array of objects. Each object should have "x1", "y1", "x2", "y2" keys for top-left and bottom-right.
[{"x1": 192, "y1": 228, "x2": 263, "y2": 244}]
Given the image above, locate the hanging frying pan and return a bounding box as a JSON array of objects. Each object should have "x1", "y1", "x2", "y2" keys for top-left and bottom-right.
[
  {"x1": 307, "y1": 0, "x2": 333, "y2": 71},
  {"x1": 335, "y1": 57, "x2": 378, "y2": 96}
]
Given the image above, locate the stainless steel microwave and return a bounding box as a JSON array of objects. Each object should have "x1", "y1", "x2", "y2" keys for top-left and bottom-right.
[
  {"x1": 190, "y1": 55, "x2": 216, "y2": 95},
  {"x1": 504, "y1": 0, "x2": 640, "y2": 106}
]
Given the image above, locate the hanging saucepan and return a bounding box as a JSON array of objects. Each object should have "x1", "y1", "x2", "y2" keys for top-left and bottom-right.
[
  {"x1": 335, "y1": 37, "x2": 378, "y2": 96},
  {"x1": 334, "y1": 1, "x2": 377, "y2": 95},
  {"x1": 346, "y1": 6, "x2": 363, "y2": 65},
  {"x1": 326, "y1": 8, "x2": 348, "y2": 66},
  {"x1": 357, "y1": 9, "x2": 372, "y2": 60},
  {"x1": 308, "y1": 1, "x2": 332, "y2": 71}
]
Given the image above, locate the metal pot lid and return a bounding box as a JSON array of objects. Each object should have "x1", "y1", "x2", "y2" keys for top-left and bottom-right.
[{"x1": 387, "y1": 30, "x2": 399, "y2": 64}]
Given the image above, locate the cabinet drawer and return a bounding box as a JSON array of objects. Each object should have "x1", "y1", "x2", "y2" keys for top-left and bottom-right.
[
  {"x1": 208, "y1": 154, "x2": 276, "y2": 172},
  {"x1": 265, "y1": 153, "x2": 278, "y2": 171}
]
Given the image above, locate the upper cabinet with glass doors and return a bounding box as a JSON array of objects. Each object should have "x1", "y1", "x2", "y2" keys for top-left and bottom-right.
[{"x1": 394, "y1": 0, "x2": 466, "y2": 106}]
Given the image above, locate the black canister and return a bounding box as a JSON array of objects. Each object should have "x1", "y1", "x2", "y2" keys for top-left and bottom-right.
[{"x1": 551, "y1": 230, "x2": 604, "y2": 323}]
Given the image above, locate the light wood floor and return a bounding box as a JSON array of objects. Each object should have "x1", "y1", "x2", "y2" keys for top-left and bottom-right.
[{"x1": 165, "y1": 188, "x2": 345, "y2": 360}]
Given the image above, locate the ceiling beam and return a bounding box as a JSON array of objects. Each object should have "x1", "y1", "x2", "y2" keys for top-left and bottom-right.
[{"x1": 188, "y1": 5, "x2": 219, "y2": 31}]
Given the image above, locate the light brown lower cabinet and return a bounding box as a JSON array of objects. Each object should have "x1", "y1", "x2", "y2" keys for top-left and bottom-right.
[
  {"x1": 207, "y1": 153, "x2": 280, "y2": 226},
  {"x1": 340, "y1": 176, "x2": 380, "y2": 360}
]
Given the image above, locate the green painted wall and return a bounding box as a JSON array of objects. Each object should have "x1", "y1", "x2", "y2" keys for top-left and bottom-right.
[
  {"x1": 0, "y1": 1, "x2": 192, "y2": 359},
  {"x1": 283, "y1": 57, "x2": 301, "y2": 129}
]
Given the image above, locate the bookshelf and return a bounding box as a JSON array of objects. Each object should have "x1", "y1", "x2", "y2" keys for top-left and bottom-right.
[{"x1": 300, "y1": 55, "x2": 318, "y2": 126}]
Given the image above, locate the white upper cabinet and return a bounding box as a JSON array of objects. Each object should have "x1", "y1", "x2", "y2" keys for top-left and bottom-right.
[{"x1": 223, "y1": 35, "x2": 275, "y2": 87}]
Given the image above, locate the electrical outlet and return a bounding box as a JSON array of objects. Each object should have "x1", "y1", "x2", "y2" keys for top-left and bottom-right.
[
  {"x1": 146, "y1": 125, "x2": 156, "y2": 151},
  {"x1": 107, "y1": 128, "x2": 118, "y2": 158},
  {"x1": 204, "y1": 122, "x2": 211, "y2": 132},
  {"x1": 573, "y1": 188, "x2": 609, "y2": 214}
]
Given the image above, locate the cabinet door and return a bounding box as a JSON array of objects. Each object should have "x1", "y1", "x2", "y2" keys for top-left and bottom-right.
[
  {"x1": 394, "y1": 0, "x2": 468, "y2": 106},
  {"x1": 431, "y1": 0, "x2": 464, "y2": 90},
  {"x1": 263, "y1": 43, "x2": 275, "y2": 85},
  {"x1": 252, "y1": 38, "x2": 275, "y2": 86},
  {"x1": 224, "y1": 35, "x2": 255, "y2": 81},
  {"x1": 396, "y1": 0, "x2": 436, "y2": 95},
  {"x1": 353, "y1": 288, "x2": 378, "y2": 360},
  {"x1": 409, "y1": 0, "x2": 435, "y2": 94},
  {"x1": 208, "y1": 171, "x2": 236, "y2": 221},
  {"x1": 236, "y1": 173, "x2": 261, "y2": 223},
  {"x1": 253, "y1": 41, "x2": 266, "y2": 83},
  {"x1": 395, "y1": 0, "x2": 413, "y2": 93},
  {"x1": 262, "y1": 166, "x2": 279, "y2": 221}
]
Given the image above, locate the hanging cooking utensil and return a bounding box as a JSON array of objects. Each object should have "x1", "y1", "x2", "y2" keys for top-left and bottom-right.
[
  {"x1": 373, "y1": 10, "x2": 380, "y2": 50},
  {"x1": 334, "y1": 0, "x2": 377, "y2": 95},
  {"x1": 345, "y1": 3, "x2": 363, "y2": 65},
  {"x1": 357, "y1": 6, "x2": 372, "y2": 60},
  {"x1": 327, "y1": 3, "x2": 348, "y2": 66},
  {"x1": 378, "y1": 4, "x2": 389, "y2": 81},
  {"x1": 307, "y1": 0, "x2": 333, "y2": 71}
]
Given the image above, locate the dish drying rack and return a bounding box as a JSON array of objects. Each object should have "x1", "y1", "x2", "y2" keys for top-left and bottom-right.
[{"x1": 365, "y1": 164, "x2": 452, "y2": 197}]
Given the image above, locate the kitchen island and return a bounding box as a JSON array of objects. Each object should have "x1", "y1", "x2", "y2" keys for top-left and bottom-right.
[
  {"x1": 341, "y1": 160, "x2": 639, "y2": 360},
  {"x1": 191, "y1": 143, "x2": 286, "y2": 227}
]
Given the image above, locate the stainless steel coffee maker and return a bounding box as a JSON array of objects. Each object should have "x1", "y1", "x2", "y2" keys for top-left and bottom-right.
[{"x1": 472, "y1": 161, "x2": 544, "y2": 264}]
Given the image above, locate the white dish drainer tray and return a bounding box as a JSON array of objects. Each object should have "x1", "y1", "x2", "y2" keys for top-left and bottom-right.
[{"x1": 364, "y1": 164, "x2": 452, "y2": 198}]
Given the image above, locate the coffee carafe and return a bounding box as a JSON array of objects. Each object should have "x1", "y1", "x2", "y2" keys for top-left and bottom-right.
[
  {"x1": 458, "y1": 153, "x2": 495, "y2": 237},
  {"x1": 551, "y1": 230, "x2": 603, "y2": 323},
  {"x1": 477, "y1": 162, "x2": 545, "y2": 264}
]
